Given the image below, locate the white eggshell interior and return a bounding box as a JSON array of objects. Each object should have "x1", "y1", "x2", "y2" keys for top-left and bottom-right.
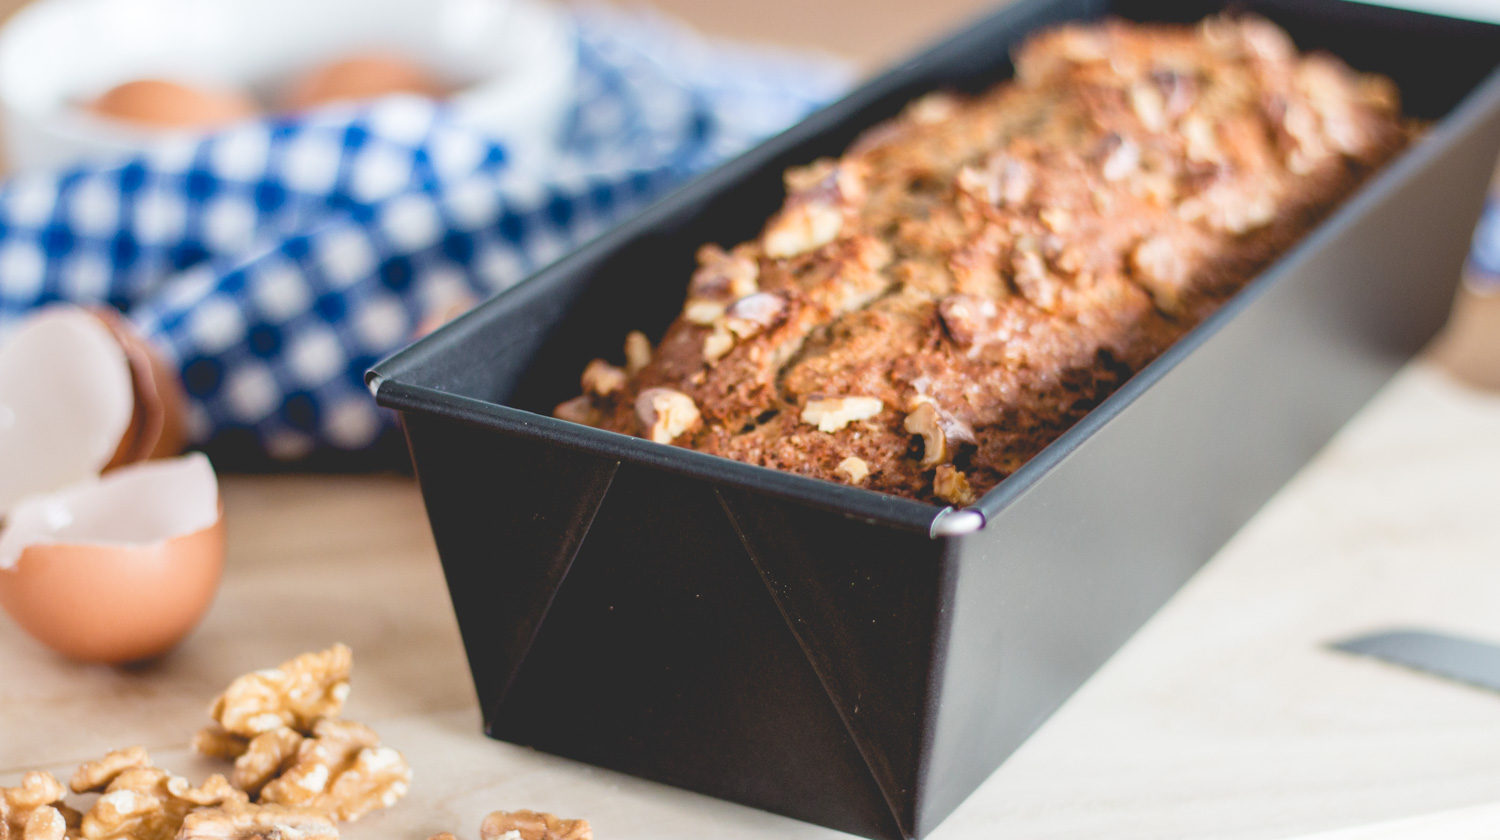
[
  {"x1": 0, "y1": 306, "x2": 134, "y2": 516},
  {"x1": 0, "y1": 452, "x2": 219, "y2": 568}
]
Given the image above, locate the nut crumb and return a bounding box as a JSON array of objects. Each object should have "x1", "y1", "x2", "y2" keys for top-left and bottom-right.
[
  {"x1": 835, "y1": 457, "x2": 870, "y2": 484},
  {"x1": 480, "y1": 810, "x2": 592, "y2": 840},
  {"x1": 579, "y1": 361, "x2": 627, "y2": 399},
  {"x1": 682, "y1": 299, "x2": 726, "y2": 326},
  {"x1": 933, "y1": 465, "x2": 977, "y2": 506},
  {"x1": 623, "y1": 331, "x2": 651, "y2": 375},
  {"x1": 800, "y1": 397, "x2": 883, "y2": 433}
]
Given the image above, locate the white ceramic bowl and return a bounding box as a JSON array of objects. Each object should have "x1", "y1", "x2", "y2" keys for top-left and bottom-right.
[{"x1": 0, "y1": 0, "x2": 576, "y2": 171}]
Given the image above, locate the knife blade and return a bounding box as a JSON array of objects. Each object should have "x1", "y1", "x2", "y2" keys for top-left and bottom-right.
[{"x1": 1330, "y1": 628, "x2": 1500, "y2": 694}]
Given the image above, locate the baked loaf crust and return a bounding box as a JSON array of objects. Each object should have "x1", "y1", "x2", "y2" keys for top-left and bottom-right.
[{"x1": 556, "y1": 15, "x2": 1411, "y2": 505}]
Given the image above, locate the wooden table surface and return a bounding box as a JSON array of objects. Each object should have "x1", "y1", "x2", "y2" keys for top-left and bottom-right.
[{"x1": 3, "y1": 1, "x2": 1500, "y2": 838}]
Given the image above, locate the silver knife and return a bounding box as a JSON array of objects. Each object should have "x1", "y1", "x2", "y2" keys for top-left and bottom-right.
[{"x1": 1330, "y1": 628, "x2": 1500, "y2": 693}]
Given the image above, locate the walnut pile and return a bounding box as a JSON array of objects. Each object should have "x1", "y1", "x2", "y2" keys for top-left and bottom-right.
[
  {"x1": 4, "y1": 645, "x2": 592, "y2": 840},
  {"x1": 192, "y1": 646, "x2": 410, "y2": 825},
  {"x1": 427, "y1": 810, "x2": 592, "y2": 840},
  {"x1": 0, "y1": 645, "x2": 410, "y2": 840}
]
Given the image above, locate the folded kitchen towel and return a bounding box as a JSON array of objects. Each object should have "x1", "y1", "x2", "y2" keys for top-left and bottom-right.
[{"x1": 0, "y1": 6, "x2": 849, "y2": 467}]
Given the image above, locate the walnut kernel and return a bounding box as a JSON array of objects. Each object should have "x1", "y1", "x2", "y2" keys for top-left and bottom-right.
[
  {"x1": 231, "y1": 728, "x2": 304, "y2": 797},
  {"x1": 623, "y1": 331, "x2": 651, "y2": 375},
  {"x1": 904, "y1": 400, "x2": 977, "y2": 468},
  {"x1": 207, "y1": 645, "x2": 352, "y2": 738},
  {"x1": 1, "y1": 772, "x2": 78, "y2": 840},
  {"x1": 634, "y1": 389, "x2": 699, "y2": 444},
  {"x1": 800, "y1": 397, "x2": 883, "y2": 433},
  {"x1": 579, "y1": 361, "x2": 627, "y2": 398},
  {"x1": 933, "y1": 465, "x2": 977, "y2": 506},
  {"x1": 176, "y1": 802, "x2": 337, "y2": 840},
  {"x1": 835, "y1": 457, "x2": 870, "y2": 484}
]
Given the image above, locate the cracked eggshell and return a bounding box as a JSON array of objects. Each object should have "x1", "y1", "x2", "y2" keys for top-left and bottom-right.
[
  {"x1": 0, "y1": 305, "x2": 134, "y2": 516},
  {"x1": 0, "y1": 453, "x2": 224, "y2": 663},
  {"x1": 92, "y1": 306, "x2": 188, "y2": 468}
]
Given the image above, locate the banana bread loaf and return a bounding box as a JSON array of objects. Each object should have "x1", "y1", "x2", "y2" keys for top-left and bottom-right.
[{"x1": 554, "y1": 15, "x2": 1412, "y2": 505}]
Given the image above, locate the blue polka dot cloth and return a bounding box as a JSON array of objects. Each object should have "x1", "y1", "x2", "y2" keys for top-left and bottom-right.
[{"x1": 0, "y1": 8, "x2": 849, "y2": 468}]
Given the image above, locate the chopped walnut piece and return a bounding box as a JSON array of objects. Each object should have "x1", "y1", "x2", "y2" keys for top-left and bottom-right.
[
  {"x1": 936, "y1": 294, "x2": 999, "y2": 348},
  {"x1": 71, "y1": 746, "x2": 152, "y2": 794},
  {"x1": 552, "y1": 396, "x2": 599, "y2": 427},
  {"x1": 763, "y1": 164, "x2": 862, "y2": 258},
  {"x1": 682, "y1": 299, "x2": 727, "y2": 326},
  {"x1": 258, "y1": 720, "x2": 409, "y2": 823},
  {"x1": 905, "y1": 92, "x2": 960, "y2": 125},
  {"x1": 800, "y1": 397, "x2": 883, "y2": 433},
  {"x1": 723, "y1": 292, "x2": 788, "y2": 339},
  {"x1": 956, "y1": 152, "x2": 1034, "y2": 208},
  {"x1": 634, "y1": 389, "x2": 700, "y2": 444},
  {"x1": 701, "y1": 324, "x2": 735, "y2": 363},
  {"x1": 1038, "y1": 207, "x2": 1072, "y2": 234},
  {"x1": 193, "y1": 727, "x2": 251, "y2": 762},
  {"x1": 176, "y1": 803, "x2": 337, "y2": 840},
  {"x1": 208, "y1": 645, "x2": 352, "y2": 738},
  {"x1": 479, "y1": 810, "x2": 592, "y2": 840},
  {"x1": 762, "y1": 200, "x2": 842, "y2": 258},
  {"x1": 2, "y1": 772, "x2": 79, "y2": 840},
  {"x1": 231, "y1": 728, "x2": 304, "y2": 797},
  {"x1": 933, "y1": 465, "x2": 977, "y2": 506},
  {"x1": 904, "y1": 399, "x2": 977, "y2": 468},
  {"x1": 687, "y1": 245, "x2": 758, "y2": 301},
  {"x1": 1129, "y1": 81, "x2": 1168, "y2": 131},
  {"x1": 623, "y1": 331, "x2": 652, "y2": 376},
  {"x1": 1098, "y1": 134, "x2": 1141, "y2": 182},
  {"x1": 164, "y1": 776, "x2": 245, "y2": 810},
  {"x1": 579, "y1": 361, "x2": 627, "y2": 399},
  {"x1": 1129, "y1": 235, "x2": 1191, "y2": 313},
  {"x1": 835, "y1": 457, "x2": 870, "y2": 485}
]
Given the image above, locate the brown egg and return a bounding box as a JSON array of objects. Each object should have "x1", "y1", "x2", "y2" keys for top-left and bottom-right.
[
  {"x1": 0, "y1": 455, "x2": 224, "y2": 664},
  {"x1": 282, "y1": 53, "x2": 448, "y2": 110},
  {"x1": 89, "y1": 78, "x2": 258, "y2": 130}
]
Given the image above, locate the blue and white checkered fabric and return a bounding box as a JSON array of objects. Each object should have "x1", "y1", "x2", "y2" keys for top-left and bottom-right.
[
  {"x1": 0, "y1": 7, "x2": 849, "y2": 465},
  {"x1": 1469, "y1": 195, "x2": 1500, "y2": 292}
]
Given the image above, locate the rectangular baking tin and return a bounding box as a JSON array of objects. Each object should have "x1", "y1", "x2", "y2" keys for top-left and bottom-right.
[{"x1": 371, "y1": 1, "x2": 1500, "y2": 837}]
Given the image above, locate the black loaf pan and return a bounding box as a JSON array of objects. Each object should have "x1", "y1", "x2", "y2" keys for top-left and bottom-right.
[{"x1": 370, "y1": 0, "x2": 1500, "y2": 837}]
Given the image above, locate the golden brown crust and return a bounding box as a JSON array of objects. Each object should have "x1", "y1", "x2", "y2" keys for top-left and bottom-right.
[{"x1": 560, "y1": 15, "x2": 1412, "y2": 503}]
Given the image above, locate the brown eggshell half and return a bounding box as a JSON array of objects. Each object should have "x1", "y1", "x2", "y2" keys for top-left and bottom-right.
[
  {"x1": 93, "y1": 307, "x2": 189, "y2": 469},
  {"x1": 0, "y1": 453, "x2": 224, "y2": 664},
  {"x1": 0, "y1": 515, "x2": 224, "y2": 664}
]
